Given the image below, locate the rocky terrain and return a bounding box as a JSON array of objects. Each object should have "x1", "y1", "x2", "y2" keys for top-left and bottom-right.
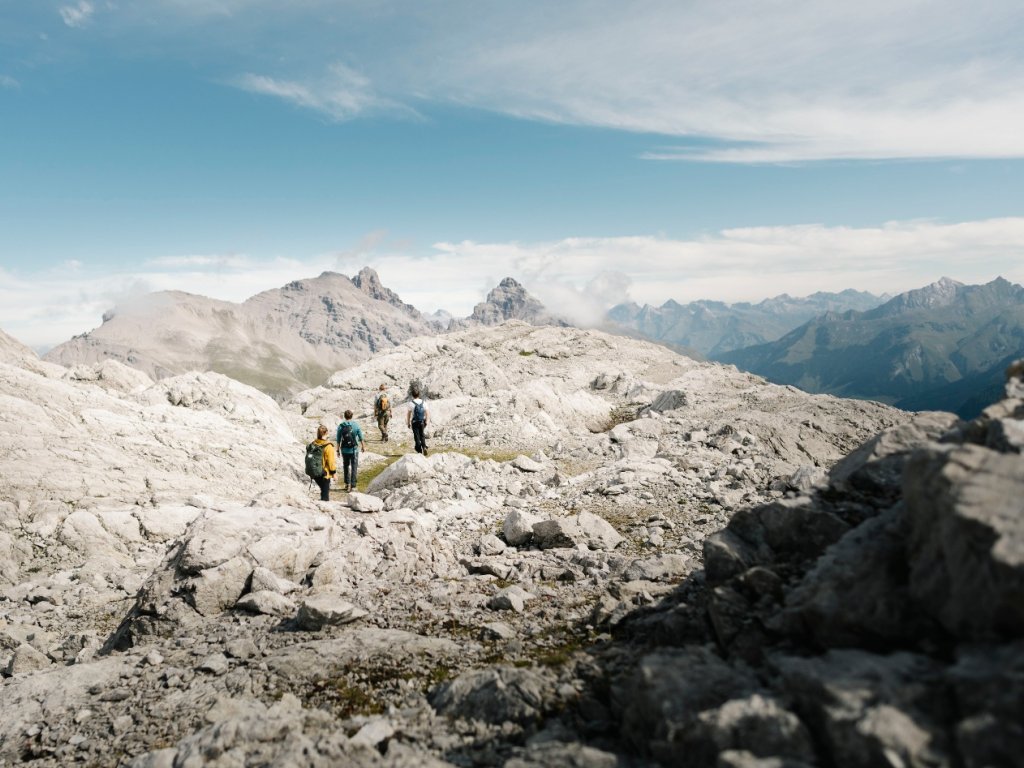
[
  {"x1": 43, "y1": 268, "x2": 438, "y2": 401},
  {"x1": 2, "y1": 320, "x2": 1021, "y2": 767}
]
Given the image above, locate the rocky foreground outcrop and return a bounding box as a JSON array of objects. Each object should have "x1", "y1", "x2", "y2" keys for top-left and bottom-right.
[{"x1": 3, "y1": 322, "x2": 1019, "y2": 766}]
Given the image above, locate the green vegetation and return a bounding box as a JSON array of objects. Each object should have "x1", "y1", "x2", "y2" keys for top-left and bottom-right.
[
  {"x1": 438, "y1": 445, "x2": 522, "y2": 463},
  {"x1": 309, "y1": 678, "x2": 386, "y2": 719},
  {"x1": 519, "y1": 350, "x2": 535, "y2": 356},
  {"x1": 354, "y1": 454, "x2": 402, "y2": 493},
  {"x1": 590, "y1": 403, "x2": 642, "y2": 434}
]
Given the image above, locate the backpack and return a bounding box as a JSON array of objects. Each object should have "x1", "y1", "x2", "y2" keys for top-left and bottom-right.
[
  {"x1": 339, "y1": 422, "x2": 357, "y2": 450},
  {"x1": 376, "y1": 393, "x2": 389, "y2": 414},
  {"x1": 304, "y1": 441, "x2": 327, "y2": 479},
  {"x1": 412, "y1": 399, "x2": 426, "y2": 424}
]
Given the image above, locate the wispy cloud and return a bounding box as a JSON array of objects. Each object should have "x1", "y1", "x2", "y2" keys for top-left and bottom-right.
[
  {"x1": 45, "y1": 1, "x2": 1024, "y2": 161},
  {"x1": 59, "y1": 1, "x2": 95, "y2": 28},
  {"x1": 231, "y1": 63, "x2": 416, "y2": 121},
  {"x1": 3, "y1": 217, "x2": 1023, "y2": 350},
  {"x1": 145, "y1": 254, "x2": 254, "y2": 270},
  {"x1": 409, "y1": 0, "x2": 1024, "y2": 162},
  {"x1": 0, "y1": 74, "x2": 19, "y2": 90}
]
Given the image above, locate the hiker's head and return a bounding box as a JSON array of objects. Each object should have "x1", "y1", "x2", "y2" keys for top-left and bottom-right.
[
  {"x1": 316, "y1": 425, "x2": 328, "y2": 440},
  {"x1": 344, "y1": 409, "x2": 353, "y2": 419},
  {"x1": 411, "y1": 387, "x2": 421, "y2": 399},
  {"x1": 379, "y1": 383, "x2": 386, "y2": 391}
]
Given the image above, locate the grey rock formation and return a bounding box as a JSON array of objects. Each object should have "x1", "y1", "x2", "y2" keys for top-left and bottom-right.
[
  {"x1": 43, "y1": 269, "x2": 437, "y2": 399},
  {"x1": 465, "y1": 277, "x2": 568, "y2": 327},
  {"x1": 10, "y1": 320, "x2": 1015, "y2": 768}
]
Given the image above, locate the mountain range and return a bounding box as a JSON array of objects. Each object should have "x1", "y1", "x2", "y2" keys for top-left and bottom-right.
[
  {"x1": 719, "y1": 277, "x2": 1024, "y2": 416},
  {"x1": 37, "y1": 270, "x2": 1024, "y2": 417},
  {"x1": 608, "y1": 289, "x2": 886, "y2": 357}
]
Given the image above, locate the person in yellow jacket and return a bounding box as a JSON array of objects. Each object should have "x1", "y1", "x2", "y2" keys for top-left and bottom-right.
[{"x1": 311, "y1": 425, "x2": 338, "y2": 501}]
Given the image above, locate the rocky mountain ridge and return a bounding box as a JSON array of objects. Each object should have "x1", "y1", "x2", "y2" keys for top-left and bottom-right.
[
  {"x1": 43, "y1": 268, "x2": 438, "y2": 401},
  {"x1": 720, "y1": 276, "x2": 1024, "y2": 416},
  {"x1": 608, "y1": 288, "x2": 885, "y2": 358}
]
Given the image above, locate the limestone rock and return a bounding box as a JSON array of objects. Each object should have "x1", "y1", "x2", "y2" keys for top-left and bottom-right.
[
  {"x1": 489, "y1": 585, "x2": 536, "y2": 613},
  {"x1": 348, "y1": 492, "x2": 385, "y2": 513},
  {"x1": 5, "y1": 643, "x2": 51, "y2": 675},
  {"x1": 615, "y1": 647, "x2": 760, "y2": 764},
  {"x1": 236, "y1": 590, "x2": 297, "y2": 617},
  {"x1": 249, "y1": 566, "x2": 301, "y2": 595},
  {"x1": 476, "y1": 533, "x2": 507, "y2": 556},
  {"x1": 295, "y1": 595, "x2": 368, "y2": 631},
  {"x1": 622, "y1": 554, "x2": 693, "y2": 582},
  {"x1": 773, "y1": 650, "x2": 951, "y2": 768},
  {"x1": 503, "y1": 509, "x2": 542, "y2": 547},
  {"x1": 512, "y1": 455, "x2": 546, "y2": 473},
  {"x1": 430, "y1": 666, "x2": 557, "y2": 725},
  {"x1": 533, "y1": 512, "x2": 623, "y2": 551},
  {"x1": 687, "y1": 694, "x2": 816, "y2": 765},
  {"x1": 904, "y1": 444, "x2": 1024, "y2": 638}
]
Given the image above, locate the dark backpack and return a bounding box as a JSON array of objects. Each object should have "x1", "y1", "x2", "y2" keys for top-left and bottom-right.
[
  {"x1": 339, "y1": 422, "x2": 357, "y2": 450},
  {"x1": 304, "y1": 441, "x2": 326, "y2": 479},
  {"x1": 412, "y1": 400, "x2": 426, "y2": 424}
]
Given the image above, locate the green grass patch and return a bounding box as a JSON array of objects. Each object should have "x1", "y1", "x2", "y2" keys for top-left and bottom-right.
[
  {"x1": 439, "y1": 445, "x2": 523, "y2": 463},
  {"x1": 354, "y1": 454, "x2": 403, "y2": 493},
  {"x1": 519, "y1": 350, "x2": 535, "y2": 356}
]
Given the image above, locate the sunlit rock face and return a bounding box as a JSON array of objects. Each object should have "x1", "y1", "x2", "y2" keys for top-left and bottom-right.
[{"x1": 43, "y1": 269, "x2": 437, "y2": 399}]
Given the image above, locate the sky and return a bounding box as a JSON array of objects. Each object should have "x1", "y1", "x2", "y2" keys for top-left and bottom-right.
[{"x1": 2, "y1": 0, "x2": 1024, "y2": 350}]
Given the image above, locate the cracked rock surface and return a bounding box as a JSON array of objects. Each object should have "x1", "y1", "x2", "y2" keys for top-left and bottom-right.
[{"x1": 5, "y1": 324, "x2": 1019, "y2": 767}]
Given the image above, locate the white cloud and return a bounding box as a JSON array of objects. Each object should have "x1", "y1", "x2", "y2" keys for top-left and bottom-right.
[
  {"x1": 59, "y1": 1, "x2": 95, "y2": 28},
  {"x1": 0, "y1": 75, "x2": 19, "y2": 90},
  {"x1": 3, "y1": 217, "x2": 1022, "y2": 351},
  {"x1": 419, "y1": 0, "x2": 1024, "y2": 162},
  {"x1": 231, "y1": 63, "x2": 416, "y2": 121}
]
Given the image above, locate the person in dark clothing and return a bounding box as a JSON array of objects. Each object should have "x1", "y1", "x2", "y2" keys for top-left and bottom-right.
[{"x1": 406, "y1": 386, "x2": 430, "y2": 456}]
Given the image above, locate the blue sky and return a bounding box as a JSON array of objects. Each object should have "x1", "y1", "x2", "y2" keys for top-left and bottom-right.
[{"x1": 2, "y1": 0, "x2": 1024, "y2": 349}]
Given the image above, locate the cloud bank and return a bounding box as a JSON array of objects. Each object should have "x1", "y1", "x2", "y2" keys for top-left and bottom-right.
[{"x1": 4, "y1": 217, "x2": 1022, "y2": 351}]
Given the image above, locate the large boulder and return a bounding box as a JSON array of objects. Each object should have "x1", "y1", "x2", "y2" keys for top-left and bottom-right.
[
  {"x1": 430, "y1": 666, "x2": 558, "y2": 725},
  {"x1": 904, "y1": 444, "x2": 1024, "y2": 638}
]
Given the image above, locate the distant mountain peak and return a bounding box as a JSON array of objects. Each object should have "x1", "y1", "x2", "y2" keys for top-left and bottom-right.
[
  {"x1": 351, "y1": 266, "x2": 422, "y2": 317},
  {"x1": 869, "y1": 276, "x2": 969, "y2": 318},
  {"x1": 467, "y1": 277, "x2": 567, "y2": 327}
]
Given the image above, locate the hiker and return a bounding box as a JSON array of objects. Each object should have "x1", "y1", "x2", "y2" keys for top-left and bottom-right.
[
  {"x1": 407, "y1": 386, "x2": 429, "y2": 456},
  {"x1": 305, "y1": 425, "x2": 337, "y2": 501},
  {"x1": 373, "y1": 383, "x2": 392, "y2": 442},
  {"x1": 336, "y1": 409, "x2": 365, "y2": 492}
]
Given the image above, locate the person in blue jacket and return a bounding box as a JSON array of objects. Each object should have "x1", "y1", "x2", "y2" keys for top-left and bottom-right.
[{"x1": 336, "y1": 409, "x2": 365, "y2": 492}]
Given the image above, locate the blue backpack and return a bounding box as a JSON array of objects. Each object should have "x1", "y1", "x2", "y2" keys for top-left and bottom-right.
[{"x1": 412, "y1": 400, "x2": 426, "y2": 424}]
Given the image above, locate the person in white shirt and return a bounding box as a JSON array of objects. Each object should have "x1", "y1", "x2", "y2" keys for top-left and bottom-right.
[{"x1": 406, "y1": 386, "x2": 429, "y2": 456}]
